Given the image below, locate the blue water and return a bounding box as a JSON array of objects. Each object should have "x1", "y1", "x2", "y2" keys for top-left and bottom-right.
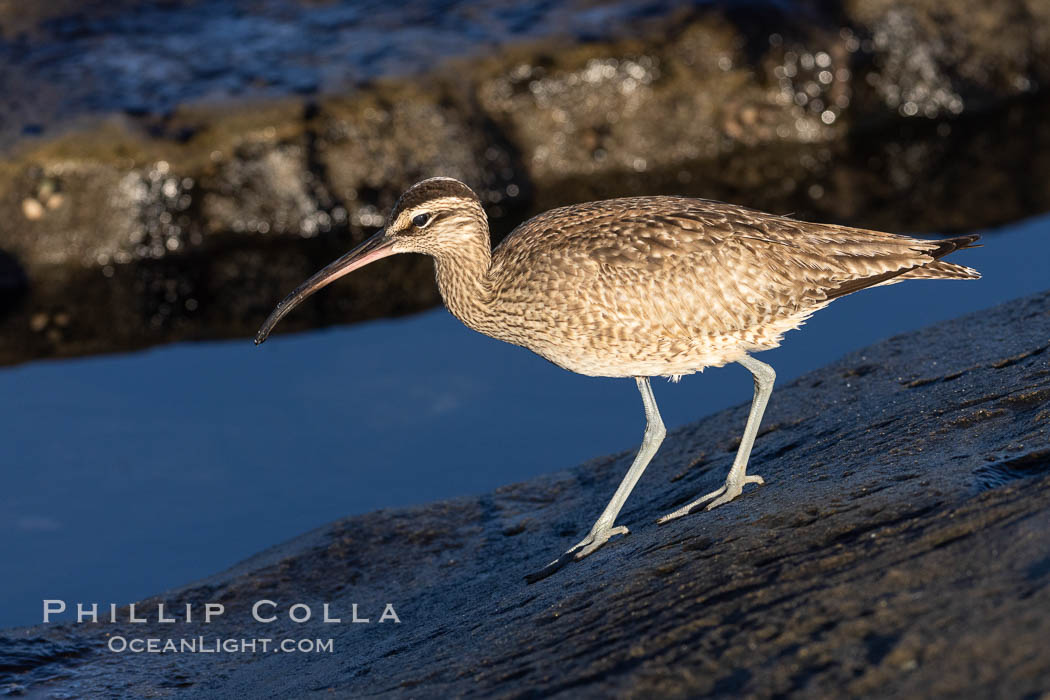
[
  {"x1": 0, "y1": 0, "x2": 683, "y2": 148},
  {"x1": 1, "y1": 213, "x2": 1047, "y2": 629}
]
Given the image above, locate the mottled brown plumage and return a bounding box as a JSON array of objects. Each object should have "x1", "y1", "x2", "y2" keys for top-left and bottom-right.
[
  {"x1": 256, "y1": 177, "x2": 980, "y2": 581},
  {"x1": 417, "y1": 183, "x2": 979, "y2": 379}
]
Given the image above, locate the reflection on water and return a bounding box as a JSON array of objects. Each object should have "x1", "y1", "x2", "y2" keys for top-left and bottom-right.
[
  {"x1": 1, "y1": 214, "x2": 1047, "y2": 628},
  {"x1": 0, "y1": 0, "x2": 676, "y2": 145}
]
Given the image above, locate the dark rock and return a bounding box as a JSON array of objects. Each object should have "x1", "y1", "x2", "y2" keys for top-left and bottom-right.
[
  {"x1": 1, "y1": 0, "x2": 1050, "y2": 366},
  {"x1": 4, "y1": 290, "x2": 1049, "y2": 697}
]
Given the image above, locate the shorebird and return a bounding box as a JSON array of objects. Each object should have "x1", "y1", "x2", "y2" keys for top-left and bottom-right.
[{"x1": 255, "y1": 177, "x2": 980, "y2": 581}]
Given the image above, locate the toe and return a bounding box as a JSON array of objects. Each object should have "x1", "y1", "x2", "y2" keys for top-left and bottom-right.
[
  {"x1": 704, "y1": 491, "x2": 738, "y2": 510},
  {"x1": 526, "y1": 525, "x2": 629, "y2": 581},
  {"x1": 704, "y1": 485, "x2": 746, "y2": 510},
  {"x1": 573, "y1": 525, "x2": 629, "y2": 559},
  {"x1": 698, "y1": 485, "x2": 727, "y2": 503},
  {"x1": 655, "y1": 511, "x2": 680, "y2": 525},
  {"x1": 658, "y1": 486, "x2": 729, "y2": 523},
  {"x1": 575, "y1": 543, "x2": 598, "y2": 559},
  {"x1": 574, "y1": 537, "x2": 605, "y2": 559}
]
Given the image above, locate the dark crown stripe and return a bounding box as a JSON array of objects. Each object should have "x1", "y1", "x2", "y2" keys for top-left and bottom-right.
[{"x1": 392, "y1": 178, "x2": 479, "y2": 219}]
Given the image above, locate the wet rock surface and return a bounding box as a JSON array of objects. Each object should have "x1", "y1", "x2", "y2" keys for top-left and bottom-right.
[
  {"x1": 1, "y1": 0, "x2": 1049, "y2": 366},
  {"x1": 3, "y1": 290, "x2": 1048, "y2": 697}
]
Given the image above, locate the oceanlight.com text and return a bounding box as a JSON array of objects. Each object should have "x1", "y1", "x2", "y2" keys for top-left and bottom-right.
[{"x1": 107, "y1": 636, "x2": 335, "y2": 654}]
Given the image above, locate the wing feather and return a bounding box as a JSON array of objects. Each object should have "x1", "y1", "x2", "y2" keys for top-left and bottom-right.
[{"x1": 491, "y1": 197, "x2": 972, "y2": 342}]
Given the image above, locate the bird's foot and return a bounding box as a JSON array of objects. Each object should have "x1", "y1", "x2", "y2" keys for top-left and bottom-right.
[
  {"x1": 656, "y1": 474, "x2": 765, "y2": 524},
  {"x1": 524, "y1": 524, "x2": 629, "y2": 584}
]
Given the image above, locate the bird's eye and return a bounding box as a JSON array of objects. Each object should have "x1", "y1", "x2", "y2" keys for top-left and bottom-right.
[{"x1": 412, "y1": 213, "x2": 432, "y2": 228}]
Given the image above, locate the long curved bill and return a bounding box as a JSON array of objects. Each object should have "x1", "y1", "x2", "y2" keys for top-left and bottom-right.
[{"x1": 254, "y1": 230, "x2": 396, "y2": 345}]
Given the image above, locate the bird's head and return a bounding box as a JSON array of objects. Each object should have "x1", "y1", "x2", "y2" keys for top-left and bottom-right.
[
  {"x1": 254, "y1": 177, "x2": 485, "y2": 345},
  {"x1": 382, "y1": 177, "x2": 487, "y2": 255}
]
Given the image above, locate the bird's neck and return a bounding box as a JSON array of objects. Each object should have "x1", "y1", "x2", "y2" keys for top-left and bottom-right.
[{"x1": 432, "y1": 230, "x2": 495, "y2": 333}]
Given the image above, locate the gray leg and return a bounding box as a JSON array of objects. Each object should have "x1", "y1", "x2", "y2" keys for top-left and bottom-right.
[
  {"x1": 658, "y1": 355, "x2": 774, "y2": 523},
  {"x1": 526, "y1": 377, "x2": 665, "y2": 582}
]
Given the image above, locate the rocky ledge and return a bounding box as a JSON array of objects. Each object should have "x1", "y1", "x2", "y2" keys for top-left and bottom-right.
[
  {"x1": 2, "y1": 0, "x2": 1050, "y2": 365},
  {"x1": 2, "y1": 289, "x2": 1048, "y2": 697}
]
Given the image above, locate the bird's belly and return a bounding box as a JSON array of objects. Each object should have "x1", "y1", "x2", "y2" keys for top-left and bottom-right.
[
  {"x1": 488, "y1": 307, "x2": 816, "y2": 378},
  {"x1": 513, "y1": 329, "x2": 756, "y2": 378}
]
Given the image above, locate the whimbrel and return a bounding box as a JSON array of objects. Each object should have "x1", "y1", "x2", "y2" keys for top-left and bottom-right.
[{"x1": 255, "y1": 177, "x2": 980, "y2": 581}]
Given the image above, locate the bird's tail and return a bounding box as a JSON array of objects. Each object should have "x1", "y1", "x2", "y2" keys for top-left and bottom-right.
[
  {"x1": 896, "y1": 260, "x2": 981, "y2": 280},
  {"x1": 898, "y1": 234, "x2": 982, "y2": 281},
  {"x1": 823, "y1": 233, "x2": 981, "y2": 300}
]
